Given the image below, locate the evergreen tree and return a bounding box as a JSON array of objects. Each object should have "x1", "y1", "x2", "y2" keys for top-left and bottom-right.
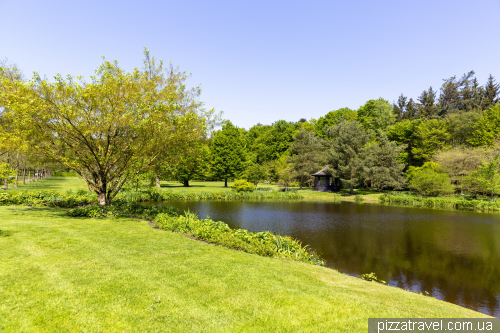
[
  {"x1": 326, "y1": 121, "x2": 370, "y2": 194},
  {"x1": 484, "y1": 74, "x2": 500, "y2": 110},
  {"x1": 288, "y1": 129, "x2": 327, "y2": 189},
  {"x1": 458, "y1": 71, "x2": 476, "y2": 111},
  {"x1": 439, "y1": 75, "x2": 460, "y2": 114},
  {"x1": 417, "y1": 87, "x2": 437, "y2": 119},
  {"x1": 210, "y1": 121, "x2": 247, "y2": 187},
  {"x1": 362, "y1": 134, "x2": 406, "y2": 191},
  {"x1": 392, "y1": 94, "x2": 407, "y2": 122},
  {"x1": 404, "y1": 98, "x2": 418, "y2": 120}
]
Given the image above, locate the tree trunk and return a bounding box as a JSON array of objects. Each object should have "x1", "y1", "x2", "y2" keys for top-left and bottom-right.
[
  {"x1": 300, "y1": 174, "x2": 303, "y2": 190},
  {"x1": 350, "y1": 182, "x2": 354, "y2": 195},
  {"x1": 22, "y1": 168, "x2": 26, "y2": 185},
  {"x1": 156, "y1": 175, "x2": 161, "y2": 188},
  {"x1": 224, "y1": 178, "x2": 228, "y2": 187},
  {"x1": 370, "y1": 179, "x2": 373, "y2": 191},
  {"x1": 98, "y1": 192, "x2": 110, "y2": 206},
  {"x1": 14, "y1": 171, "x2": 18, "y2": 188},
  {"x1": 183, "y1": 179, "x2": 189, "y2": 187}
]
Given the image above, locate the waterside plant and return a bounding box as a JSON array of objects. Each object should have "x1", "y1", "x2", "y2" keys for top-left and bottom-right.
[{"x1": 379, "y1": 193, "x2": 500, "y2": 212}]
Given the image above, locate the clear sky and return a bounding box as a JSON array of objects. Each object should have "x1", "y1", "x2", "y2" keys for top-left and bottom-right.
[{"x1": 1, "y1": 0, "x2": 499, "y2": 128}]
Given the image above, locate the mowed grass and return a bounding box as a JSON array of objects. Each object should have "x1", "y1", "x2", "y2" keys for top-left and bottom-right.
[
  {"x1": 0, "y1": 206, "x2": 489, "y2": 332},
  {"x1": 5, "y1": 176, "x2": 383, "y2": 203}
]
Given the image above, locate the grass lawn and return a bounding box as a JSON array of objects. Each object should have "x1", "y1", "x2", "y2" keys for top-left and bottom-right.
[
  {"x1": 4, "y1": 177, "x2": 383, "y2": 203},
  {"x1": 0, "y1": 206, "x2": 489, "y2": 332}
]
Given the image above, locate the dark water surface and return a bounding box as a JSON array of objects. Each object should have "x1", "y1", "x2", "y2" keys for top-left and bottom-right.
[{"x1": 152, "y1": 200, "x2": 500, "y2": 317}]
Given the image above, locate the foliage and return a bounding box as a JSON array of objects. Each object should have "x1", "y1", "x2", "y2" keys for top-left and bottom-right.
[
  {"x1": 242, "y1": 163, "x2": 268, "y2": 186},
  {"x1": 412, "y1": 119, "x2": 450, "y2": 163},
  {"x1": 0, "y1": 162, "x2": 16, "y2": 188},
  {"x1": 379, "y1": 193, "x2": 500, "y2": 212},
  {"x1": 326, "y1": 121, "x2": 370, "y2": 194},
  {"x1": 362, "y1": 134, "x2": 407, "y2": 190},
  {"x1": 386, "y1": 119, "x2": 422, "y2": 166},
  {"x1": 66, "y1": 202, "x2": 179, "y2": 219},
  {"x1": 417, "y1": 86, "x2": 437, "y2": 119},
  {"x1": 230, "y1": 179, "x2": 255, "y2": 192},
  {"x1": 0, "y1": 49, "x2": 212, "y2": 205},
  {"x1": 288, "y1": 128, "x2": 327, "y2": 189},
  {"x1": 168, "y1": 142, "x2": 210, "y2": 187},
  {"x1": 0, "y1": 189, "x2": 95, "y2": 207},
  {"x1": 361, "y1": 272, "x2": 386, "y2": 284},
  {"x1": 356, "y1": 98, "x2": 395, "y2": 137},
  {"x1": 354, "y1": 195, "x2": 364, "y2": 202},
  {"x1": 407, "y1": 163, "x2": 454, "y2": 196},
  {"x1": 466, "y1": 154, "x2": 500, "y2": 201},
  {"x1": 210, "y1": 121, "x2": 247, "y2": 187},
  {"x1": 469, "y1": 104, "x2": 500, "y2": 146},
  {"x1": 314, "y1": 108, "x2": 357, "y2": 139},
  {"x1": 155, "y1": 212, "x2": 324, "y2": 265}
]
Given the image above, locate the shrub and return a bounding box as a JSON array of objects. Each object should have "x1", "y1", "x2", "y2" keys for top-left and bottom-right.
[
  {"x1": 230, "y1": 179, "x2": 255, "y2": 192},
  {"x1": 409, "y1": 169, "x2": 454, "y2": 196},
  {"x1": 354, "y1": 195, "x2": 364, "y2": 202}
]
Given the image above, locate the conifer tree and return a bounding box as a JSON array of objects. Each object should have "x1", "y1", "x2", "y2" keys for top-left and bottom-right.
[
  {"x1": 326, "y1": 121, "x2": 369, "y2": 194},
  {"x1": 404, "y1": 98, "x2": 418, "y2": 120},
  {"x1": 484, "y1": 74, "x2": 500, "y2": 110},
  {"x1": 417, "y1": 87, "x2": 437, "y2": 119},
  {"x1": 392, "y1": 94, "x2": 407, "y2": 122},
  {"x1": 288, "y1": 129, "x2": 326, "y2": 189},
  {"x1": 210, "y1": 121, "x2": 247, "y2": 187}
]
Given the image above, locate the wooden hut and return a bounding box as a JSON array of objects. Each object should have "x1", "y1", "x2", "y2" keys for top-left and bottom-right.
[{"x1": 312, "y1": 165, "x2": 340, "y2": 192}]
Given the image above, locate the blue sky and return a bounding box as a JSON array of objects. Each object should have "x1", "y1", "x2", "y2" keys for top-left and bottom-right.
[{"x1": 1, "y1": 0, "x2": 499, "y2": 128}]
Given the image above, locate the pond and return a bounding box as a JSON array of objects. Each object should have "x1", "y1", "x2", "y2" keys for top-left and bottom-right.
[{"x1": 151, "y1": 200, "x2": 500, "y2": 317}]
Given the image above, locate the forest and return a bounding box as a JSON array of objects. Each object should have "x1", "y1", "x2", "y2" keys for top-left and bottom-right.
[{"x1": 1, "y1": 55, "x2": 500, "y2": 202}]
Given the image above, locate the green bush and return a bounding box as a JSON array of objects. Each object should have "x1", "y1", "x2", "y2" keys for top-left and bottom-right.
[
  {"x1": 379, "y1": 193, "x2": 500, "y2": 212},
  {"x1": 230, "y1": 179, "x2": 255, "y2": 192},
  {"x1": 409, "y1": 169, "x2": 454, "y2": 196},
  {"x1": 66, "y1": 202, "x2": 179, "y2": 219},
  {"x1": 354, "y1": 195, "x2": 364, "y2": 202},
  {"x1": 0, "y1": 190, "x2": 95, "y2": 207},
  {"x1": 155, "y1": 212, "x2": 324, "y2": 266}
]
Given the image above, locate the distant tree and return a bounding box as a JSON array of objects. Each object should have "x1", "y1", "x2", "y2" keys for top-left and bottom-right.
[
  {"x1": 408, "y1": 162, "x2": 454, "y2": 196},
  {"x1": 412, "y1": 120, "x2": 450, "y2": 163},
  {"x1": 457, "y1": 71, "x2": 476, "y2": 111},
  {"x1": 467, "y1": 154, "x2": 500, "y2": 201},
  {"x1": 468, "y1": 104, "x2": 500, "y2": 146},
  {"x1": 386, "y1": 119, "x2": 422, "y2": 167},
  {"x1": 275, "y1": 153, "x2": 293, "y2": 191},
  {"x1": 404, "y1": 98, "x2": 419, "y2": 120},
  {"x1": 392, "y1": 94, "x2": 407, "y2": 122},
  {"x1": 170, "y1": 143, "x2": 210, "y2": 187},
  {"x1": 242, "y1": 163, "x2": 268, "y2": 187},
  {"x1": 362, "y1": 135, "x2": 406, "y2": 191},
  {"x1": 314, "y1": 108, "x2": 357, "y2": 139},
  {"x1": 439, "y1": 75, "x2": 461, "y2": 114},
  {"x1": 446, "y1": 110, "x2": 482, "y2": 146},
  {"x1": 357, "y1": 98, "x2": 395, "y2": 137},
  {"x1": 417, "y1": 87, "x2": 437, "y2": 119},
  {"x1": 326, "y1": 121, "x2": 370, "y2": 194},
  {"x1": 0, "y1": 162, "x2": 16, "y2": 190},
  {"x1": 210, "y1": 121, "x2": 247, "y2": 187},
  {"x1": 484, "y1": 74, "x2": 500, "y2": 110},
  {"x1": 288, "y1": 129, "x2": 327, "y2": 189}
]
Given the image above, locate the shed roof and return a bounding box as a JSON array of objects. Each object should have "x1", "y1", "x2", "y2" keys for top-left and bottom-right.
[{"x1": 311, "y1": 165, "x2": 330, "y2": 176}]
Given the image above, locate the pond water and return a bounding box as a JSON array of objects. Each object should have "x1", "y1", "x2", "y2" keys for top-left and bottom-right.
[{"x1": 151, "y1": 200, "x2": 500, "y2": 317}]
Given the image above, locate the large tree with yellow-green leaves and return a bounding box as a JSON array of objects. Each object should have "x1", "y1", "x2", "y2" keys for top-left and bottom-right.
[{"x1": 0, "y1": 50, "x2": 212, "y2": 205}]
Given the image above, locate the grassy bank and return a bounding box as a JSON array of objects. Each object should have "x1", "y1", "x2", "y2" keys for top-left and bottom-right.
[
  {"x1": 0, "y1": 206, "x2": 489, "y2": 332},
  {"x1": 380, "y1": 193, "x2": 500, "y2": 212}
]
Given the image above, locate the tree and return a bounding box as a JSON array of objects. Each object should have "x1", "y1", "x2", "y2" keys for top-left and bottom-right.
[
  {"x1": 242, "y1": 163, "x2": 267, "y2": 187},
  {"x1": 326, "y1": 121, "x2": 370, "y2": 194},
  {"x1": 392, "y1": 94, "x2": 407, "y2": 122},
  {"x1": 169, "y1": 143, "x2": 210, "y2": 187},
  {"x1": 362, "y1": 134, "x2": 406, "y2": 191},
  {"x1": 386, "y1": 119, "x2": 422, "y2": 167},
  {"x1": 484, "y1": 74, "x2": 499, "y2": 110},
  {"x1": 408, "y1": 163, "x2": 454, "y2": 196},
  {"x1": 468, "y1": 154, "x2": 500, "y2": 201},
  {"x1": 469, "y1": 104, "x2": 500, "y2": 146},
  {"x1": 314, "y1": 108, "x2": 357, "y2": 139},
  {"x1": 439, "y1": 75, "x2": 461, "y2": 114},
  {"x1": 411, "y1": 120, "x2": 450, "y2": 163},
  {"x1": 404, "y1": 98, "x2": 418, "y2": 120},
  {"x1": 0, "y1": 50, "x2": 210, "y2": 205},
  {"x1": 417, "y1": 87, "x2": 437, "y2": 119},
  {"x1": 210, "y1": 121, "x2": 247, "y2": 187},
  {"x1": 0, "y1": 162, "x2": 16, "y2": 190},
  {"x1": 288, "y1": 128, "x2": 326, "y2": 189},
  {"x1": 356, "y1": 98, "x2": 395, "y2": 137}
]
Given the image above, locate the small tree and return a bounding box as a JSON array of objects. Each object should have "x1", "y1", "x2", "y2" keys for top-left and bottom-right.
[
  {"x1": 242, "y1": 163, "x2": 267, "y2": 187},
  {"x1": 407, "y1": 162, "x2": 454, "y2": 196},
  {"x1": 468, "y1": 154, "x2": 500, "y2": 201},
  {"x1": 0, "y1": 162, "x2": 16, "y2": 190}
]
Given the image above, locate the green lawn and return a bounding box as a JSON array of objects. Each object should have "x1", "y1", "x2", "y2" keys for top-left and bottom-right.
[
  {"x1": 0, "y1": 206, "x2": 489, "y2": 332},
  {"x1": 5, "y1": 177, "x2": 383, "y2": 203}
]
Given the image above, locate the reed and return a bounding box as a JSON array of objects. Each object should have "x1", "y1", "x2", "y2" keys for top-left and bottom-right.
[{"x1": 379, "y1": 194, "x2": 500, "y2": 212}]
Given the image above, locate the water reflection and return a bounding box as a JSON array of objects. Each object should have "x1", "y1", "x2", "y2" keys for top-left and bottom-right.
[{"x1": 153, "y1": 200, "x2": 500, "y2": 317}]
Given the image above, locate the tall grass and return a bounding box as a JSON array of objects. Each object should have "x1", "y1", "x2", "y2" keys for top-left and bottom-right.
[{"x1": 379, "y1": 194, "x2": 500, "y2": 212}]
